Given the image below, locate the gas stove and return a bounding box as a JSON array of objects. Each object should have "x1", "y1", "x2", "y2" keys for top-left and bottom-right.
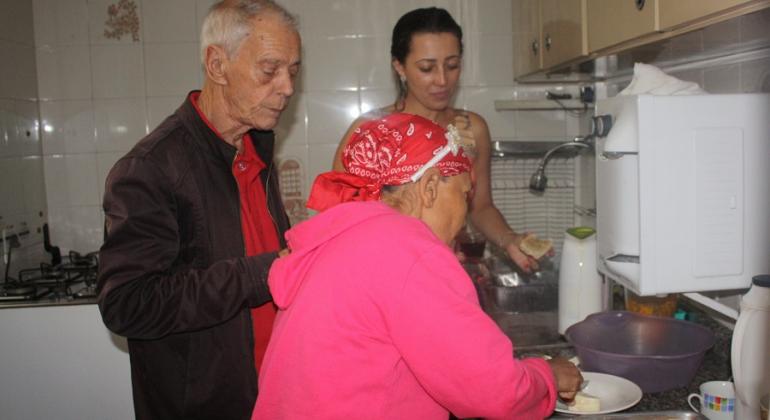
[
  {"x1": 0, "y1": 250, "x2": 99, "y2": 302},
  {"x1": 1, "y1": 223, "x2": 99, "y2": 304}
]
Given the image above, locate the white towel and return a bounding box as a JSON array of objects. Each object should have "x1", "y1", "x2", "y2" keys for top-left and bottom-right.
[{"x1": 619, "y1": 63, "x2": 707, "y2": 96}]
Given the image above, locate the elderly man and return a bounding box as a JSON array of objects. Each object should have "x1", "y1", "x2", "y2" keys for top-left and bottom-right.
[
  {"x1": 253, "y1": 113, "x2": 582, "y2": 419},
  {"x1": 97, "y1": 1, "x2": 300, "y2": 419}
]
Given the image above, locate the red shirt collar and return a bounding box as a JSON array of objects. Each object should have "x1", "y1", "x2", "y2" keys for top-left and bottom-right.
[{"x1": 189, "y1": 91, "x2": 262, "y2": 165}]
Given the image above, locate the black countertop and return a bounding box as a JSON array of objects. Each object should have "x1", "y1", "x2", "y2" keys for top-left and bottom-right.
[{"x1": 538, "y1": 298, "x2": 733, "y2": 416}]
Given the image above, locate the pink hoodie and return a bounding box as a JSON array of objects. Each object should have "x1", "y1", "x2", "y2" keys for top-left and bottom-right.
[{"x1": 252, "y1": 201, "x2": 557, "y2": 419}]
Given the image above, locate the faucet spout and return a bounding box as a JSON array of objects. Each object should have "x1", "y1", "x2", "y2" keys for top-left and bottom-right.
[{"x1": 529, "y1": 141, "x2": 592, "y2": 193}]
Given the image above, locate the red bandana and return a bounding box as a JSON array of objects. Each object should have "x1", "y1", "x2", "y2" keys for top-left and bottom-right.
[{"x1": 307, "y1": 113, "x2": 472, "y2": 211}]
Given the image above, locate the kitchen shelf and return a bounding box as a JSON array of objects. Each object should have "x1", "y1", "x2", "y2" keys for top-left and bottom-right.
[
  {"x1": 491, "y1": 140, "x2": 590, "y2": 158},
  {"x1": 494, "y1": 99, "x2": 586, "y2": 111}
]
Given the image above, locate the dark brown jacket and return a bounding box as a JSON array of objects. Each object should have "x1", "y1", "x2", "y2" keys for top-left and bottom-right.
[{"x1": 97, "y1": 92, "x2": 290, "y2": 420}]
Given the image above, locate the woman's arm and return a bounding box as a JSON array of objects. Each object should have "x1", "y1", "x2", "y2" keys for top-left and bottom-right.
[{"x1": 463, "y1": 112, "x2": 541, "y2": 272}]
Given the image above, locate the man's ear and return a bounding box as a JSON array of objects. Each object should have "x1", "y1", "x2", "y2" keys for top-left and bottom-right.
[
  {"x1": 417, "y1": 168, "x2": 441, "y2": 209},
  {"x1": 203, "y1": 44, "x2": 229, "y2": 85}
]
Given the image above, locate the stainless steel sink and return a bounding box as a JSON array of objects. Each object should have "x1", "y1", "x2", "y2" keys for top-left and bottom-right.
[{"x1": 467, "y1": 258, "x2": 563, "y2": 349}]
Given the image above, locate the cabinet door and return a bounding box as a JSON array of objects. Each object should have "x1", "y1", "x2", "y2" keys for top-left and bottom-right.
[
  {"x1": 658, "y1": 0, "x2": 757, "y2": 30},
  {"x1": 541, "y1": 0, "x2": 588, "y2": 69},
  {"x1": 513, "y1": 0, "x2": 542, "y2": 78},
  {"x1": 587, "y1": 0, "x2": 657, "y2": 52}
]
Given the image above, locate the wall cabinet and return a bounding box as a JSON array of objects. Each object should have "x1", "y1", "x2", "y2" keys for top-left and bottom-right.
[
  {"x1": 512, "y1": 0, "x2": 542, "y2": 78},
  {"x1": 587, "y1": 0, "x2": 657, "y2": 52},
  {"x1": 541, "y1": 0, "x2": 588, "y2": 68},
  {"x1": 658, "y1": 0, "x2": 759, "y2": 30},
  {"x1": 513, "y1": 0, "x2": 770, "y2": 79},
  {"x1": 512, "y1": 0, "x2": 587, "y2": 79}
]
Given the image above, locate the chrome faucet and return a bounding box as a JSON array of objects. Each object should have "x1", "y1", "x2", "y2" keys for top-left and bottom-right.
[
  {"x1": 528, "y1": 115, "x2": 611, "y2": 193},
  {"x1": 528, "y1": 137, "x2": 592, "y2": 193}
]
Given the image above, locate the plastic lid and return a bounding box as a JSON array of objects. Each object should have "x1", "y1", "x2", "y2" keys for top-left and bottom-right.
[
  {"x1": 752, "y1": 275, "x2": 770, "y2": 288},
  {"x1": 567, "y1": 227, "x2": 596, "y2": 240}
]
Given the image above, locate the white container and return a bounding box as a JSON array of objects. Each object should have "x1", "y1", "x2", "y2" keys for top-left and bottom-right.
[
  {"x1": 595, "y1": 94, "x2": 770, "y2": 296},
  {"x1": 558, "y1": 227, "x2": 604, "y2": 334},
  {"x1": 732, "y1": 275, "x2": 770, "y2": 420}
]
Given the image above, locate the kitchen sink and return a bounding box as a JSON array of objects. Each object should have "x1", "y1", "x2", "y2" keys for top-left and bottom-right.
[{"x1": 467, "y1": 258, "x2": 564, "y2": 350}]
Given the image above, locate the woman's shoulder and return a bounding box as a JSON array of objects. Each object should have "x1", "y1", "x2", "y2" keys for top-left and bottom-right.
[{"x1": 452, "y1": 109, "x2": 487, "y2": 127}]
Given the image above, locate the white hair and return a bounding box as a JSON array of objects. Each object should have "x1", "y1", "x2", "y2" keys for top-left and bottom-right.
[{"x1": 200, "y1": 0, "x2": 298, "y2": 64}]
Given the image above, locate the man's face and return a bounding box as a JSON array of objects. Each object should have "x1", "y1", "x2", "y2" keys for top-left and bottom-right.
[{"x1": 222, "y1": 12, "x2": 301, "y2": 130}]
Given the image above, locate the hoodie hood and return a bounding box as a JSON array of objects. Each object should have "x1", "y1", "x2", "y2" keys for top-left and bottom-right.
[{"x1": 268, "y1": 201, "x2": 403, "y2": 308}]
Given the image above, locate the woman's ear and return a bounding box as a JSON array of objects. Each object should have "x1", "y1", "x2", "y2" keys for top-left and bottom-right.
[
  {"x1": 417, "y1": 168, "x2": 441, "y2": 209},
  {"x1": 392, "y1": 59, "x2": 406, "y2": 82},
  {"x1": 203, "y1": 44, "x2": 229, "y2": 85}
]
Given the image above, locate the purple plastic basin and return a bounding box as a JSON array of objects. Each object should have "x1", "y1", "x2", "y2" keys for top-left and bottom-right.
[{"x1": 565, "y1": 311, "x2": 716, "y2": 393}]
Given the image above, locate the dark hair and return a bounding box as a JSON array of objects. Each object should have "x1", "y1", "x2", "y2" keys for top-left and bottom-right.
[
  {"x1": 391, "y1": 7, "x2": 463, "y2": 63},
  {"x1": 391, "y1": 7, "x2": 463, "y2": 107}
]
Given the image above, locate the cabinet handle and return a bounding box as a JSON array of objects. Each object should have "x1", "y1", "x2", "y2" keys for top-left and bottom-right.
[
  {"x1": 531, "y1": 39, "x2": 539, "y2": 56},
  {"x1": 635, "y1": 0, "x2": 645, "y2": 10},
  {"x1": 545, "y1": 34, "x2": 552, "y2": 51}
]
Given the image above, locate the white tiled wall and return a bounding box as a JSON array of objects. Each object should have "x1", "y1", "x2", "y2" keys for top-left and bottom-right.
[
  {"x1": 32, "y1": 0, "x2": 215, "y2": 254},
  {"x1": 25, "y1": 0, "x2": 577, "y2": 253},
  {"x1": 0, "y1": 0, "x2": 47, "y2": 275}
]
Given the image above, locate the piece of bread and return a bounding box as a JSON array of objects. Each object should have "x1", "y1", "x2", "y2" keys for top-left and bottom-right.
[
  {"x1": 569, "y1": 391, "x2": 601, "y2": 413},
  {"x1": 519, "y1": 235, "x2": 552, "y2": 259}
]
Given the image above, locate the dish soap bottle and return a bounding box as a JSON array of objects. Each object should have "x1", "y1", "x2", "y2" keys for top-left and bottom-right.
[
  {"x1": 732, "y1": 274, "x2": 770, "y2": 420},
  {"x1": 558, "y1": 227, "x2": 604, "y2": 334}
]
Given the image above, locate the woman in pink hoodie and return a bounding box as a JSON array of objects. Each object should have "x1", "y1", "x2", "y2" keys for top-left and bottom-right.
[{"x1": 252, "y1": 113, "x2": 582, "y2": 419}]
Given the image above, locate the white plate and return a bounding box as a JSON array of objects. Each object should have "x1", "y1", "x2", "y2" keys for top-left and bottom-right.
[{"x1": 554, "y1": 372, "x2": 643, "y2": 416}]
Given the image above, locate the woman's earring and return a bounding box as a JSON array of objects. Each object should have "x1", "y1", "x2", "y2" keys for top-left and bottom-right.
[{"x1": 399, "y1": 75, "x2": 406, "y2": 84}]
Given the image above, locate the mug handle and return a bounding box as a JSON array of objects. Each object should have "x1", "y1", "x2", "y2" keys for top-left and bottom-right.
[{"x1": 688, "y1": 393, "x2": 702, "y2": 412}]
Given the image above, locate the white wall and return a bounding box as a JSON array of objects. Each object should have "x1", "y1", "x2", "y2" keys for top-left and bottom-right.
[
  {"x1": 0, "y1": 304, "x2": 133, "y2": 420},
  {"x1": 0, "y1": 0, "x2": 48, "y2": 275},
  {"x1": 31, "y1": 0, "x2": 579, "y2": 253}
]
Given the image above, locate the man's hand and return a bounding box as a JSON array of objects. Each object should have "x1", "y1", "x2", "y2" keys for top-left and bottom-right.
[
  {"x1": 278, "y1": 248, "x2": 291, "y2": 257},
  {"x1": 547, "y1": 357, "x2": 583, "y2": 401}
]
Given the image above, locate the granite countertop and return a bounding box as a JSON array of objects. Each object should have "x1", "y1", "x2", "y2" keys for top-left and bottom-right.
[{"x1": 539, "y1": 297, "x2": 733, "y2": 416}]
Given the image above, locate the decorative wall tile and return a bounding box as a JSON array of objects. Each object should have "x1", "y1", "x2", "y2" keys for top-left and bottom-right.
[
  {"x1": 275, "y1": 144, "x2": 310, "y2": 226},
  {"x1": 104, "y1": 0, "x2": 140, "y2": 42}
]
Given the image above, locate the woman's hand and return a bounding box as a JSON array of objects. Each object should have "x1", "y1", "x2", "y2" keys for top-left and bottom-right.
[
  {"x1": 502, "y1": 232, "x2": 553, "y2": 273},
  {"x1": 547, "y1": 357, "x2": 583, "y2": 402},
  {"x1": 452, "y1": 113, "x2": 476, "y2": 156}
]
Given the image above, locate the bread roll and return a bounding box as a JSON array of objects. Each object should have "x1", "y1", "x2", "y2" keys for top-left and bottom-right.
[
  {"x1": 569, "y1": 392, "x2": 601, "y2": 413},
  {"x1": 519, "y1": 235, "x2": 552, "y2": 259}
]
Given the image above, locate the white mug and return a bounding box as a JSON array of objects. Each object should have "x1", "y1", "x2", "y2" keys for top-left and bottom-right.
[{"x1": 687, "y1": 381, "x2": 736, "y2": 420}]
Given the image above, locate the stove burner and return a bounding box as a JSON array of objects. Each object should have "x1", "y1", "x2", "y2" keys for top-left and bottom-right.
[
  {"x1": 1, "y1": 250, "x2": 99, "y2": 303},
  {"x1": 4, "y1": 284, "x2": 36, "y2": 296},
  {"x1": 0, "y1": 283, "x2": 52, "y2": 301}
]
